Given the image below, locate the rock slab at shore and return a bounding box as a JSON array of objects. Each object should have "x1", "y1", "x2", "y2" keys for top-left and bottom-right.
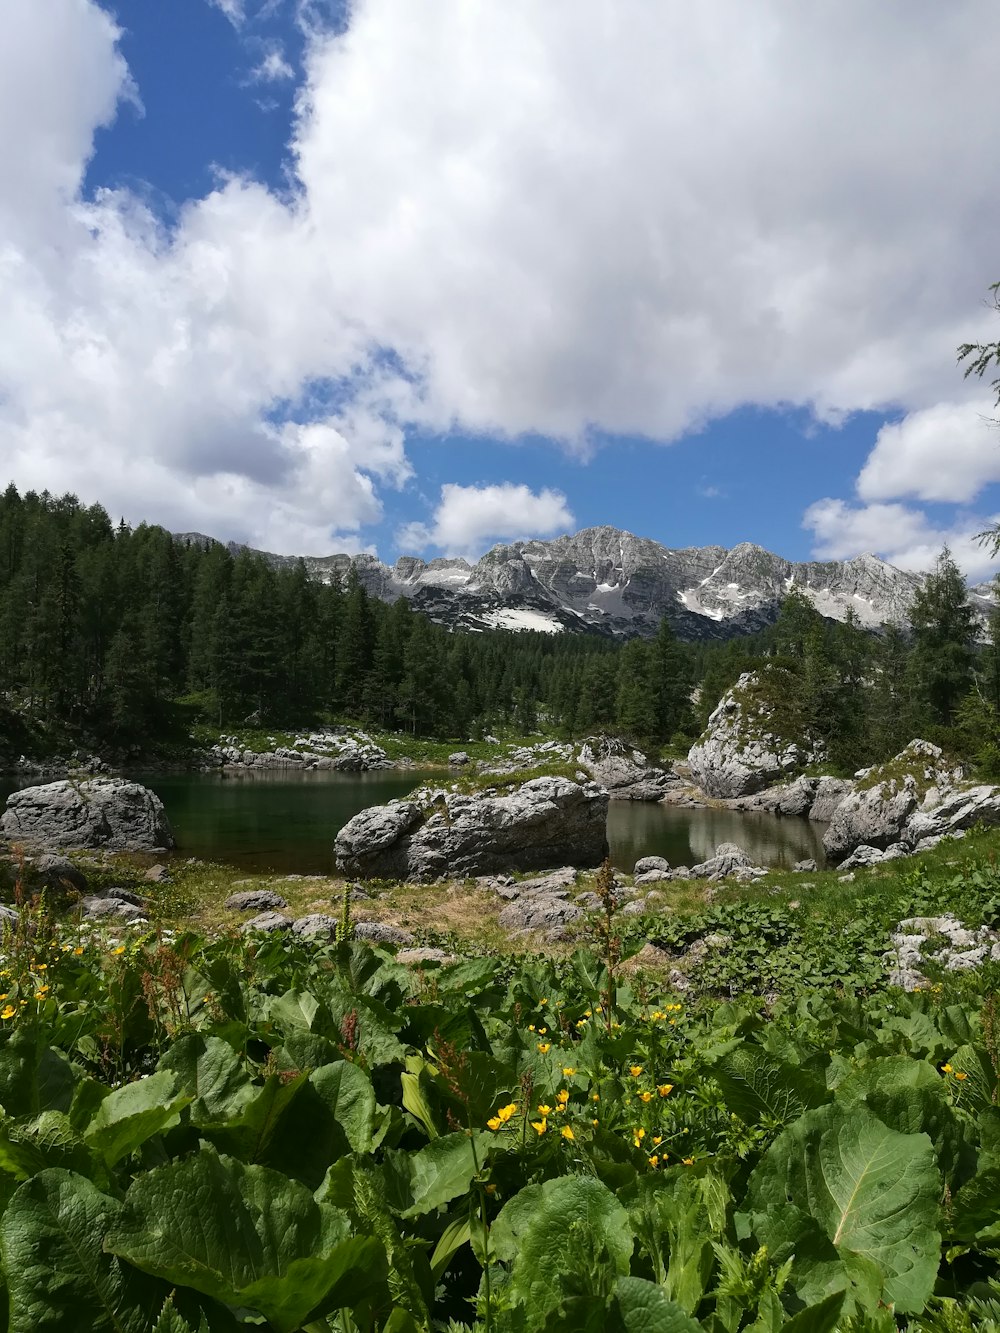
[
  {"x1": 687, "y1": 671, "x2": 813, "y2": 799},
  {"x1": 334, "y1": 775, "x2": 609, "y2": 882},
  {"x1": 0, "y1": 778, "x2": 174, "y2": 852}
]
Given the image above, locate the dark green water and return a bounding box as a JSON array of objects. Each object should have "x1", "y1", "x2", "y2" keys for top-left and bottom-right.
[{"x1": 0, "y1": 770, "x2": 826, "y2": 874}]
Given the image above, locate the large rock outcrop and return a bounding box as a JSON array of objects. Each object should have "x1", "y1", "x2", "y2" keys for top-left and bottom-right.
[
  {"x1": 578, "y1": 737, "x2": 677, "y2": 801},
  {"x1": 823, "y1": 741, "x2": 967, "y2": 863},
  {"x1": 335, "y1": 776, "x2": 609, "y2": 882},
  {"x1": 1, "y1": 778, "x2": 174, "y2": 851},
  {"x1": 687, "y1": 671, "x2": 812, "y2": 799}
]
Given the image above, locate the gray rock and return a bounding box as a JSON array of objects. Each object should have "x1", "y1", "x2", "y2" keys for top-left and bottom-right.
[
  {"x1": 448, "y1": 752, "x2": 471, "y2": 767},
  {"x1": 396, "y1": 947, "x2": 457, "y2": 965},
  {"x1": 242, "y1": 911, "x2": 292, "y2": 933},
  {"x1": 498, "y1": 895, "x2": 583, "y2": 932},
  {"x1": 81, "y1": 897, "x2": 148, "y2": 923},
  {"x1": 335, "y1": 778, "x2": 608, "y2": 882},
  {"x1": 225, "y1": 888, "x2": 289, "y2": 913},
  {"x1": 96, "y1": 887, "x2": 149, "y2": 908},
  {"x1": 332, "y1": 801, "x2": 424, "y2": 880},
  {"x1": 792, "y1": 858, "x2": 817, "y2": 873},
  {"x1": 621, "y1": 899, "x2": 650, "y2": 916},
  {"x1": 144, "y1": 864, "x2": 171, "y2": 884},
  {"x1": 291, "y1": 913, "x2": 340, "y2": 940},
  {"x1": 634, "y1": 855, "x2": 670, "y2": 876},
  {"x1": 578, "y1": 737, "x2": 676, "y2": 801},
  {"x1": 576, "y1": 891, "x2": 601, "y2": 910},
  {"x1": 839, "y1": 844, "x2": 888, "y2": 869},
  {"x1": 29, "y1": 853, "x2": 88, "y2": 894},
  {"x1": 689, "y1": 842, "x2": 767, "y2": 882},
  {"x1": 731, "y1": 775, "x2": 818, "y2": 816},
  {"x1": 810, "y1": 778, "x2": 855, "y2": 823},
  {"x1": 687, "y1": 672, "x2": 813, "y2": 798},
  {"x1": 1, "y1": 778, "x2": 174, "y2": 852},
  {"x1": 352, "y1": 921, "x2": 415, "y2": 946},
  {"x1": 0, "y1": 905, "x2": 19, "y2": 929},
  {"x1": 634, "y1": 868, "x2": 672, "y2": 886}
]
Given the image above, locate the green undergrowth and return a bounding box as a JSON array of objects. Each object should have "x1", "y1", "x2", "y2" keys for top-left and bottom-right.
[{"x1": 2, "y1": 884, "x2": 1000, "y2": 1328}]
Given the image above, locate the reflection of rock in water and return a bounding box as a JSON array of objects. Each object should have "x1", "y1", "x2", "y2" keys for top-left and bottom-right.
[{"x1": 607, "y1": 802, "x2": 826, "y2": 872}]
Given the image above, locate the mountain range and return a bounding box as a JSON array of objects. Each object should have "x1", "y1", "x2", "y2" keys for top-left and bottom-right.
[{"x1": 174, "y1": 526, "x2": 996, "y2": 641}]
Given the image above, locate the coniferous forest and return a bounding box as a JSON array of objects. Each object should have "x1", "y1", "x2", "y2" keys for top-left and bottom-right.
[{"x1": 1, "y1": 482, "x2": 999, "y2": 775}]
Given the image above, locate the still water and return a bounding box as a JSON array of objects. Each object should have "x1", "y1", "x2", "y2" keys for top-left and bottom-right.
[{"x1": 0, "y1": 770, "x2": 826, "y2": 875}]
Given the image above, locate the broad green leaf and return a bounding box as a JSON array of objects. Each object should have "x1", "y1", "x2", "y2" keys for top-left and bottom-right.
[
  {"x1": 383, "y1": 1131, "x2": 491, "y2": 1218},
  {"x1": 309, "y1": 1061, "x2": 376, "y2": 1152},
  {"x1": 493, "y1": 1176, "x2": 632, "y2": 1323},
  {"x1": 0, "y1": 1031, "x2": 75, "y2": 1117},
  {"x1": 83, "y1": 1072, "x2": 190, "y2": 1168},
  {"x1": 262, "y1": 1062, "x2": 377, "y2": 1187},
  {"x1": 781, "y1": 1290, "x2": 846, "y2": 1332},
  {"x1": 1, "y1": 1168, "x2": 165, "y2": 1333},
  {"x1": 0, "y1": 1111, "x2": 100, "y2": 1186},
  {"x1": 712, "y1": 1041, "x2": 829, "y2": 1127},
  {"x1": 401, "y1": 1057, "x2": 441, "y2": 1139},
  {"x1": 431, "y1": 1215, "x2": 471, "y2": 1280},
  {"x1": 743, "y1": 1103, "x2": 940, "y2": 1314},
  {"x1": 611, "y1": 1277, "x2": 703, "y2": 1331},
  {"x1": 106, "y1": 1149, "x2": 387, "y2": 1333},
  {"x1": 622, "y1": 1171, "x2": 722, "y2": 1311},
  {"x1": 157, "y1": 1034, "x2": 254, "y2": 1122},
  {"x1": 199, "y1": 1072, "x2": 308, "y2": 1163},
  {"x1": 268, "y1": 987, "x2": 327, "y2": 1034}
]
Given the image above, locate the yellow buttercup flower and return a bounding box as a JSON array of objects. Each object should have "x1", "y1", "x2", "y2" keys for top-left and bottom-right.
[
  {"x1": 0, "y1": 1005, "x2": 15, "y2": 1020},
  {"x1": 633, "y1": 1127, "x2": 646, "y2": 1145},
  {"x1": 496, "y1": 1103, "x2": 517, "y2": 1123},
  {"x1": 648, "y1": 1155, "x2": 659, "y2": 1168},
  {"x1": 592, "y1": 1093, "x2": 600, "y2": 1102},
  {"x1": 556, "y1": 1089, "x2": 569, "y2": 1104},
  {"x1": 955, "y1": 1071, "x2": 969, "y2": 1081},
  {"x1": 538, "y1": 1027, "x2": 547, "y2": 1035},
  {"x1": 629, "y1": 1065, "x2": 643, "y2": 1078},
  {"x1": 537, "y1": 1043, "x2": 551, "y2": 1054},
  {"x1": 537, "y1": 1104, "x2": 553, "y2": 1116},
  {"x1": 561, "y1": 1126, "x2": 575, "y2": 1141},
  {"x1": 540, "y1": 998, "x2": 548, "y2": 1006},
  {"x1": 112, "y1": 946, "x2": 126, "y2": 956},
  {"x1": 657, "y1": 1084, "x2": 673, "y2": 1097},
  {"x1": 652, "y1": 1135, "x2": 663, "y2": 1146},
  {"x1": 487, "y1": 1116, "x2": 502, "y2": 1131},
  {"x1": 942, "y1": 1063, "x2": 953, "y2": 1073},
  {"x1": 562, "y1": 1067, "x2": 576, "y2": 1077},
  {"x1": 531, "y1": 1119, "x2": 547, "y2": 1135},
  {"x1": 682, "y1": 1157, "x2": 695, "y2": 1166},
  {"x1": 73, "y1": 947, "x2": 84, "y2": 956},
  {"x1": 639, "y1": 1091, "x2": 652, "y2": 1103}
]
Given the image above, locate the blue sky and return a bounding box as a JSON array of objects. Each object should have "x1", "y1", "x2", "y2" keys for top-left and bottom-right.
[{"x1": 4, "y1": 0, "x2": 1000, "y2": 575}]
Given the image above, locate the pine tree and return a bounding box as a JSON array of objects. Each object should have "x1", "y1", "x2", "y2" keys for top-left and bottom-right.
[{"x1": 908, "y1": 546, "x2": 977, "y2": 728}]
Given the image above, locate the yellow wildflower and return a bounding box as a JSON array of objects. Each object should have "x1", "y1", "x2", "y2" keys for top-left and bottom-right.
[
  {"x1": 36, "y1": 985, "x2": 49, "y2": 996},
  {"x1": 538, "y1": 1026, "x2": 547, "y2": 1035},
  {"x1": 33, "y1": 964, "x2": 47, "y2": 972},
  {"x1": 496, "y1": 1103, "x2": 517, "y2": 1122},
  {"x1": 955, "y1": 1071, "x2": 969, "y2": 1081},
  {"x1": 584, "y1": 1009, "x2": 592, "y2": 1018},
  {"x1": 629, "y1": 1065, "x2": 643, "y2": 1078},
  {"x1": 531, "y1": 1119, "x2": 547, "y2": 1135},
  {"x1": 561, "y1": 1126, "x2": 575, "y2": 1141},
  {"x1": 528, "y1": 1024, "x2": 536, "y2": 1032},
  {"x1": 592, "y1": 1118, "x2": 599, "y2": 1125},
  {"x1": 556, "y1": 1089, "x2": 569, "y2": 1104},
  {"x1": 0, "y1": 1005, "x2": 14, "y2": 1020},
  {"x1": 537, "y1": 1043, "x2": 551, "y2": 1054},
  {"x1": 112, "y1": 946, "x2": 126, "y2": 956},
  {"x1": 648, "y1": 1155, "x2": 659, "y2": 1168},
  {"x1": 942, "y1": 1063, "x2": 953, "y2": 1073},
  {"x1": 74, "y1": 947, "x2": 84, "y2": 956},
  {"x1": 537, "y1": 1104, "x2": 553, "y2": 1116},
  {"x1": 639, "y1": 1091, "x2": 652, "y2": 1103},
  {"x1": 562, "y1": 1067, "x2": 576, "y2": 1077},
  {"x1": 652, "y1": 1135, "x2": 663, "y2": 1146},
  {"x1": 633, "y1": 1127, "x2": 646, "y2": 1145},
  {"x1": 651, "y1": 1011, "x2": 664, "y2": 1021},
  {"x1": 540, "y1": 998, "x2": 548, "y2": 1006},
  {"x1": 592, "y1": 1093, "x2": 600, "y2": 1102},
  {"x1": 657, "y1": 1084, "x2": 673, "y2": 1097},
  {"x1": 682, "y1": 1157, "x2": 695, "y2": 1166},
  {"x1": 668, "y1": 1019, "x2": 677, "y2": 1026},
  {"x1": 487, "y1": 1116, "x2": 502, "y2": 1131}
]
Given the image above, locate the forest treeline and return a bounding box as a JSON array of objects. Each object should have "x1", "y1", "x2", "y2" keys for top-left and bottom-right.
[{"x1": 1, "y1": 484, "x2": 998, "y2": 776}]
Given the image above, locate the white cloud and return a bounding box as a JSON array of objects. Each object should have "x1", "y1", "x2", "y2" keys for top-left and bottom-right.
[
  {"x1": 398, "y1": 483, "x2": 574, "y2": 559},
  {"x1": 7, "y1": 1, "x2": 1000, "y2": 553},
  {"x1": 208, "y1": 0, "x2": 246, "y2": 26},
  {"x1": 803, "y1": 498, "x2": 1000, "y2": 581},
  {"x1": 856, "y1": 401, "x2": 1000, "y2": 504},
  {"x1": 248, "y1": 45, "x2": 295, "y2": 83}
]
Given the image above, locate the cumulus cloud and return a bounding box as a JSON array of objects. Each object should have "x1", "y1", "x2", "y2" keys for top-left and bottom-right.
[
  {"x1": 398, "y1": 484, "x2": 574, "y2": 559},
  {"x1": 248, "y1": 44, "x2": 295, "y2": 83},
  {"x1": 803, "y1": 498, "x2": 1000, "y2": 581},
  {"x1": 7, "y1": 0, "x2": 1000, "y2": 553},
  {"x1": 857, "y1": 401, "x2": 1000, "y2": 504}
]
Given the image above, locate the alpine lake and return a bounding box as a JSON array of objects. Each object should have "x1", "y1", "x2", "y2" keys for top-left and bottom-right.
[{"x1": 0, "y1": 769, "x2": 827, "y2": 875}]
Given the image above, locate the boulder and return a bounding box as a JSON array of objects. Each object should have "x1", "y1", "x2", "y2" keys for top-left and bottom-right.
[
  {"x1": 730, "y1": 775, "x2": 818, "y2": 816},
  {"x1": 352, "y1": 921, "x2": 415, "y2": 946},
  {"x1": 884, "y1": 914, "x2": 1000, "y2": 990},
  {"x1": 498, "y1": 896, "x2": 583, "y2": 932},
  {"x1": 28, "y1": 853, "x2": 88, "y2": 895},
  {"x1": 578, "y1": 737, "x2": 676, "y2": 801},
  {"x1": 687, "y1": 671, "x2": 812, "y2": 799},
  {"x1": 448, "y1": 752, "x2": 471, "y2": 767},
  {"x1": 291, "y1": 913, "x2": 339, "y2": 940},
  {"x1": 335, "y1": 777, "x2": 609, "y2": 882},
  {"x1": 809, "y1": 777, "x2": 855, "y2": 823},
  {"x1": 225, "y1": 888, "x2": 289, "y2": 913},
  {"x1": 1, "y1": 778, "x2": 174, "y2": 852},
  {"x1": 634, "y1": 855, "x2": 670, "y2": 876},
  {"x1": 689, "y1": 842, "x2": 767, "y2": 882},
  {"x1": 242, "y1": 911, "x2": 292, "y2": 934},
  {"x1": 81, "y1": 896, "x2": 148, "y2": 924},
  {"x1": 793, "y1": 858, "x2": 817, "y2": 873},
  {"x1": 823, "y1": 741, "x2": 958, "y2": 863},
  {"x1": 0, "y1": 905, "x2": 19, "y2": 930},
  {"x1": 144, "y1": 864, "x2": 171, "y2": 884}
]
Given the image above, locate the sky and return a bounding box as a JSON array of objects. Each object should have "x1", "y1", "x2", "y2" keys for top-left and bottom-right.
[{"x1": 4, "y1": 1, "x2": 1000, "y2": 578}]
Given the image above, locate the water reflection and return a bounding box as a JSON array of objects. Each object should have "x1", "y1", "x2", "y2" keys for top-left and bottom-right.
[
  {"x1": 0, "y1": 770, "x2": 827, "y2": 875},
  {"x1": 606, "y1": 801, "x2": 826, "y2": 872}
]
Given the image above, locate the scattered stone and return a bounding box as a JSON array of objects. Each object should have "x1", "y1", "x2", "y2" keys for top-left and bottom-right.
[
  {"x1": 225, "y1": 888, "x2": 289, "y2": 913},
  {"x1": 352, "y1": 921, "x2": 415, "y2": 946},
  {"x1": 634, "y1": 855, "x2": 670, "y2": 876},
  {"x1": 81, "y1": 897, "x2": 148, "y2": 924},
  {"x1": 689, "y1": 842, "x2": 767, "y2": 882},
  {"x1": 144, "y1": 864, "x2": 171, "y2": 884},
  {"x1": 730, "y1": 775, "x2": 818, "y2": 817},
  {"x1": 1, "y1": 778, "x2": 174, "y2": 852},
  {"x1": 396, "y1": 947, "x2": 458, "y2": 965},
  {"x1": 0, "y1": 905, "x2": 19, "y2": 929},
  {"x1": 837, "y1": 873, "x2": 855, "y2": 883},
  {"x1": 29, "y1": 853, "x2": 88, "y2": 894},
  {"x1": 335, "y1": 778, "x2": 608, "y2": 882},
  {"x1": 95, "y1": 887, "x2": 148, "y2": 908},
  {"x1": 242, "y1": 911, "x2": 292, "y2": 933},
  {"x1": 498, "y1": 896, "x2": 583, "y2": 932},
  {"x1": 792, "y1": 858, "x2": 817, "y2": 873},
  {"x1": 448, "y1": 752, "x2": 471, "y2": 767},
  {"x1": 578, "y1": 737, "x2": 677, "y2": 801},
  {"x1": 291, "y1": 913, "x2": 339, "y2": 939},
  {"x1": 884, "y1": 914, "x2": 1000, "y2": 990}
]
